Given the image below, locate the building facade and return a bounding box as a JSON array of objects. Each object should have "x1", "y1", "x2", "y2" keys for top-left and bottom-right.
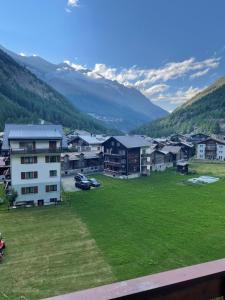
[
  {"x1": 197, "y1": 138, "x2": 225, "y2": 160},
  {"x1": 103, "y1": 136, "x2": 152, "y2": 178},
  {"x1": 2, "y1": 124, "x2": 67, "y2": 206}
]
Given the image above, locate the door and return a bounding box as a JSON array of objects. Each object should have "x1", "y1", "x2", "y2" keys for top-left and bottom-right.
[
  {"x1": 49, "y1": 141, "x2": 57, "y2": 150},
  {"x1": 38, "y1": 199, "x2": 44, "y2": 206}
]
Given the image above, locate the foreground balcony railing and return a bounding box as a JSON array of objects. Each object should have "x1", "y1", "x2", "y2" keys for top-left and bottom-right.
[
  {"x1": 42, "y1": 258, "x2": 225, "y2": 300},
  {"x1": 10, "y1": 147, "x2": 63, "y2": 154}
]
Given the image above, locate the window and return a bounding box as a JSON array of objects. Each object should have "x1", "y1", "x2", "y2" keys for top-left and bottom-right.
[
  {"x1": 49, "y1": 170, "x2": 57, "y2": 177},
  {"x1": 119, "y1": 150, "x2": 126, "y2": 155},
  {"x1": 19, "y1": 141, "x2": 35, "y2": 150},
  {"x1": 21, "y1": 156, "x2": 37, "y2": 164},
  {"x1": 117, "y1": 142, "x2": 120, "y2": 147},
  {"x1": 21, "y1": 186, "x2": 38, "y2": 194},
  {"x1": 21, "y1": 171, "x2": 38, "y2": 179},
  {"x1": 46, "y1": 185, "x2": 57, "y2": 192},
  {"x1": 49, "y1": 141, "x2": 57, "y2": 150},
  {"x1": 111, "y1": 141, "x2": 115, "y2": 146},
  {"x1": 45, "y1": 156, "x2": 60, "y2": 163},
  {"x1": 50, "y1": 198, "x2": 57, "y2": 203}
]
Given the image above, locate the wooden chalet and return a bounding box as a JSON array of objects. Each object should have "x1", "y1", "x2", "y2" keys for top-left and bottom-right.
[{"x1": 102, "y1": 136, "x2": 151, "y2": 177}]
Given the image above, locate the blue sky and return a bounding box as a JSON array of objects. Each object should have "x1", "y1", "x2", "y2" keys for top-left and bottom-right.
[{"x1": 0, "y1": 0, "x2": 225, "y2": 111}]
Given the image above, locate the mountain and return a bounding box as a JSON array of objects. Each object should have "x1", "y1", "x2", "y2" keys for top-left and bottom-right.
[
  {"x1": 132, "y1": 75, "x2": 225, "y2": 137},
  {"x1": 0, "y1": 45, "x2": 168, "y2": 132},
  {"x1": 0, "y1": 48, "x2": 113, "y2": 133}
]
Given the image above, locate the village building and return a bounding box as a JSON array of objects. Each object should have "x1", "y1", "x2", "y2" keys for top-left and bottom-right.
[
  {"x1": 161, "y1": 145, "x2": 185, "y2": 165},
  {"x1": 149, "y1": 149, "x2": 173, "y2": 171},
  {"x1": 197, "y1": 137, "x2": 225, "y2": 160},
  {"x1": 169, "y1": 141, "x2": 195, "y2": 160},
  {"x1": 103, "y1": 136, "x2": 152, "y2": 178},
  {"x1": 187, "y1": 133, "x2": 209, "y2": 144},
  {"x1": 68, "y1": 135, "x2": 105, "y2": 152},
  {"x1": 2, "y1": 124, "x2": 67, "y2": 206},
  {"x1": 61, "y1": 151, "x2": 104, "y2": 175}
]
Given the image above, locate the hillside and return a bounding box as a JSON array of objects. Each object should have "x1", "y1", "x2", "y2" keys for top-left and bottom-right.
[
  {"x1": 0, "y1": 48, "x2": 113, "y2": 133},
  {"x1": 132, "y1": 75, "x2": 225, "y2": 137},
  {"x1": 0, "y1": 45, "x2": 168, "y2": 132}
]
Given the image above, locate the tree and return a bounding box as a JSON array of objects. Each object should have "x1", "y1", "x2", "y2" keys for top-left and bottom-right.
[{"x1": 7, "y1": 189, "x2": 18, "y2": 207}]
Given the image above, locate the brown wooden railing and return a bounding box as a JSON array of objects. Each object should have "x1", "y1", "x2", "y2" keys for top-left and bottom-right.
[{"x1": 42, "y1": 258, "x2": 225, "y2": 300}]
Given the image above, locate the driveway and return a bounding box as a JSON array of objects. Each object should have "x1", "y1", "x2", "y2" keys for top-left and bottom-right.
[{"x1": 62, "y1": 176, "x2": 80, "y2": 192}]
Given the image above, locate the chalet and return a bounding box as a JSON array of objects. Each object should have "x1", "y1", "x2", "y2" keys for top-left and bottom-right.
[
  {"x1": 103, "y1": 136, "x2": 151, "y2": 178},
  {"x1": 161, "y1": 145, "x2": 185, "y2": 165},
  {"x1": 187, "y1": 133, "x2": 209, "y2": 144},
  {"x1": 61, "y1": 151, "x2": 104, "y2": 175},
  {"x1": 68, "y1": 135, "x2": 105, "y2": 152},
  {"x1": 170, "y1": 141, "x2": 195, "y2": 160},
  {"x1": 149, "y1": 149, "x2": 173, "y2": 171},
  {"x1": 197, "y1": 137, "x2": 225, "y2": 160}
]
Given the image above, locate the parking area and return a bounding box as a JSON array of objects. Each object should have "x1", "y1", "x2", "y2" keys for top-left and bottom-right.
[{"x1": 62, "y1": 176, "x2": 80, "y2": 192}]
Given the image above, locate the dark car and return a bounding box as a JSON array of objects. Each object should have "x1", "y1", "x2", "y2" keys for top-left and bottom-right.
[
  {"x1": 89, "y1": 178, "x2": 101, "y2": 188},
  {"x1": 74, "y1": 173, "x2": 88, "y2": 182},
  {"x1": 75, "y1": 180, "x2": 91, "y2": 190}
]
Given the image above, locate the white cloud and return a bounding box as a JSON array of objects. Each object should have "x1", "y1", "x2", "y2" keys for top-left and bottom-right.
[
  {"x1": 20, "y1": 52, "x2": 26, "y2": 57},
  {"x1": 65, "y1": 7, "x2": 72, "y2": 13},
  {"x1": 190, "y1": 68, "x2": 210, "y2": 79},
  {"x1": 152, "y1": 86, "x2": 204, "y2": 105},
  {"x1": 67, "y1": 0, "x2": 79, "y2": 7},
  {"x1": 142, "y1": 84, "x2": 169, "y2": 97},
  {"x1": 64, "y1": 60, "x2": 86, "y2": 71},
  {"x1": 61, "y1": 55, "x2": 220, "y2": 109}
]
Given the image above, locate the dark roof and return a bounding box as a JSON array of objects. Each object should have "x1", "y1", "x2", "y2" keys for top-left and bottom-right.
[
  {"x1": 197, "y1": 137, "x2": 225, "y2": 145},
  {"x1": 104, "y1": 136, "x2": 151, "y2": 149},
  {"x1": 162, "y1": 145, "x2": 181, "y2": 154},
  {"x1": 2, "y1": 124, "x2": 67, "y2": 150}
]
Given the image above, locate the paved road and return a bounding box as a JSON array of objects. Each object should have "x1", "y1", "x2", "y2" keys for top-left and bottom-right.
[{"x1": 62, "y1": 176, "x2": 80, "y2": 192}]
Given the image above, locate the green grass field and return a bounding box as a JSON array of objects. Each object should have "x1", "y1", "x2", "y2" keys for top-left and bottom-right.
[{"x1": 1, "y1": 163, "x2": 225, "y2": 299}]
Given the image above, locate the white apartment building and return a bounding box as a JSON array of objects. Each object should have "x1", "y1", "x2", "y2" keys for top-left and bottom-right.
[
  {"x1": 197, "y1": 138, "x2": 225, "y2": 160},
  {"x1": 2, "y1": 124, "x2": 67, "y2": 206}
]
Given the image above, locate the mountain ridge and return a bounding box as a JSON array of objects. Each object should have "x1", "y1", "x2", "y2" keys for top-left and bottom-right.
[
  {"x1": 0, "y1": 45, "x2": 168, "y2": 132},
  {"x1": 0, "y1": 47, "x2": 116, "y2": 133},
  {"x1": 132, "y1": 75, "x2": 225, "y2": 137}
]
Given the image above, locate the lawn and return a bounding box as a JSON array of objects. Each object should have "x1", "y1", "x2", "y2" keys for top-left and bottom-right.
[{"x1": 1, "y1": 163, "x2": 225, "y2": 299}]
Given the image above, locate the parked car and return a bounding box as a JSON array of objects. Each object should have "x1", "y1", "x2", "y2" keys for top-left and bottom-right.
[
  {"x1": 89, "y1": 178, "x2": 101, "y2": 188},
  {"x1": 74, "y1": 173, "x2": 88, "y2": 182},
  {"x1": 75, "y1": 180, "x2": 91, "y2": 190}
]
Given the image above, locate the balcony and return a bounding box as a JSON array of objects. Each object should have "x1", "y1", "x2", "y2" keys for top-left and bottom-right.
[
  {"x1": 42, "y1": 258, "x2": 225, "y2": 300},
  {"x1": 10, "y1": 147, "x2": 63, "y2": 155},
  {"x1": 104, "y1": 160, "x2": 124, "y2": 165},
  {"x1": 105, "y1": 153, "x2": 126, "y2": 157}
]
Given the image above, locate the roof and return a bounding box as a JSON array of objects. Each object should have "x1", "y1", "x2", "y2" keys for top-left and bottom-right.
[
  {"x1": 70, "y1": 135, "x2": 104, "y2": 145},
  {"x1": 161, "y1": 145, "x2": 181, "y2": 154},
  {"x1": 104, "y1": 136, "x2": 151, "y2": 149},
  {"x1": 2, "y1": 124, "x2": 67, "y2": 150},
  {"x1": 197, "y1": 137, "x2": 225, "y2": 145}
]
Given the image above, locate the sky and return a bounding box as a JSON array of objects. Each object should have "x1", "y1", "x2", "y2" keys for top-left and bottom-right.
[{"x1": 0, "y1": 0, "x2": 225, "y2": 112}]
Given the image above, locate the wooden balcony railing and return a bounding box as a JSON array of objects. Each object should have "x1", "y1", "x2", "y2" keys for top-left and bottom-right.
[
  {"x1": 10, "y1": 147, "x2": 63, "y2": 154},
  {"x1": 42, "y1": 258, "x2": 225, "y2": 300}
]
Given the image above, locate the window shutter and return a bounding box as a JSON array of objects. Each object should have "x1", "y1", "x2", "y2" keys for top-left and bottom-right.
[
  {"x1": 34, "y1": 171, "x2": 38, "y2": 178},
  {"x1": 34, "y1": 186, "x2": 38, "y2": 193},
  {"x1": 21, "y1": 157, "x2": 24, "y2": 164},
  {"x1": 45, "y1": 156, "x2": 49, "y2": 163},
  {"x1": 46, "y1": 185, "x2": 49, "y2": 192},
  {"x1": 34, "y1": 157, "x2": 37, "y2": 163},
  {"x1": 21, "y1": 172, "x2": 25, "y2": 179},
  {"x1": 21, "y1": 187, "x2": 25, "y2": 194}
]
